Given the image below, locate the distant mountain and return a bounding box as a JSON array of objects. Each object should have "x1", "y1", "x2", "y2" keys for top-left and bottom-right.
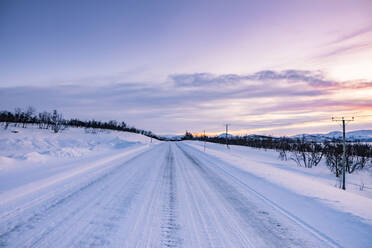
[
  {"x1": 217, "y1": 133, "x2": 234, "y2": 139},
  {"x1": 292, "y1": 130, "x2": 372, "y2": 142},
  {"x1": 214, "y1": 133, "x2": 278, "y2": 140},
  {"x1": 161, "y1": 129, "x2": 372, "y2": 142},
  {"x1": 160, "y1": 134, "x2": 184, "y2": 141},
  {"x1": 210, "y1": 130, "x2": 372, "y2": 142}
]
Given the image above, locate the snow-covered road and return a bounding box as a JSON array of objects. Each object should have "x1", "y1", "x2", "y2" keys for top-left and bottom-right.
[{"x1": 0, "y1": 142, "x2": 370, "y2": 247}]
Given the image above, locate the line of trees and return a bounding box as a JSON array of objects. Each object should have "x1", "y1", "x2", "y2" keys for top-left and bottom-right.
[
  {"x1": 0, "y1": 107, "x2": 161, "y2": 140},
  {"x1": 187, "y1": 133, "x2": 372, "y2": 177}
]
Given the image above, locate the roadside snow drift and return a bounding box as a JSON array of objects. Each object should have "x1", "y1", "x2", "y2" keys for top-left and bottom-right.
[{"x1": 0, "y1": 127, "x2": 157, "y2": 192}]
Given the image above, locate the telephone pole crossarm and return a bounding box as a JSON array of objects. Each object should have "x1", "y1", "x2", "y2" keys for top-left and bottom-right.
[{"x1": 332, "y1": 117, "x2": 355, "y2": 122}]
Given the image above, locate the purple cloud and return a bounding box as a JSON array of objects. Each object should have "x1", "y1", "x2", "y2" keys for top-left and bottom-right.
[{"x1": 171, "y1": 70, "x2": 337, "y2": 88}]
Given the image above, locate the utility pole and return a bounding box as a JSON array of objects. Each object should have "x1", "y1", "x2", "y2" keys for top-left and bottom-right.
[
  {"x1": 332, "y1": 116, "x2": 354, "y2": 190},
  {"x1": 225, "y1": 124, "x2": 230, "y2": 149},
  {"x1": 203, "y1": 130, "x2": 206, "y2": 152}
]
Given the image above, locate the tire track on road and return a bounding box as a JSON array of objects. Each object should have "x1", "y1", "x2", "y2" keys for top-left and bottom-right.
[
  {"x1": 175, "y1": 143, "x2": 254, "y2": 248},
  {"x1": 160, "y1": 144, "x2": 181, "y2": 248}
]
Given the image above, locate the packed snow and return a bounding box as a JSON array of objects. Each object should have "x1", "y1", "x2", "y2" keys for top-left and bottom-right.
[{"x1": 0, "y1": 127, "x2": 371, "y2": 247}]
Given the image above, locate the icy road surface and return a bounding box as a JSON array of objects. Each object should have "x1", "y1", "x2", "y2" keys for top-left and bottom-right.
[{"x1": 0, "y1": 142, "x2": 370, "y2": 247}]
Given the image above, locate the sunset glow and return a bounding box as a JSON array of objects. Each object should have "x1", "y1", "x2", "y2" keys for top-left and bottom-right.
[{"x1": 0, "y1": 0, "x2": 371, "y2": 136}]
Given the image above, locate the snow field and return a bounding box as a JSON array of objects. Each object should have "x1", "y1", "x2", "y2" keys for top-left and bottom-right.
[{"x1": 0, "y1": 128, "x2": 371, "y2": 247}]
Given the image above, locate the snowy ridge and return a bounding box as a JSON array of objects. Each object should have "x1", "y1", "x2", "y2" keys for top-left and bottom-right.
[
  {"x1": 216, "y1": 133, "x2": 234, "y2": 138},
  {"x1": 210, "y1": 129, "x2": 372, "y2": 142},
  {"x1": 292, "y1": 129, "x2": 372, "y2": 142}
]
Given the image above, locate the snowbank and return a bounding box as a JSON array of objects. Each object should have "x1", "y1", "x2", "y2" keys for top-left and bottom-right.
[
  {"x1": 0, "y1": 126, "x2": 156, "y2": 164},
  {"x1": 0, "y1": 126, "x2": 160, "y2": 191}
]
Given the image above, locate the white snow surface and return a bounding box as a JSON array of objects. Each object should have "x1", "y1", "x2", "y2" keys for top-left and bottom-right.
[
  {"x1": 0, "y1": 127, "x2": 157, "y2": 192},
  {"x1": 0, "y1": 127, "x2": 371, "y2": 247},
  {"x1": 0, "y1": 126, "x2": 155, "y2": 164}
]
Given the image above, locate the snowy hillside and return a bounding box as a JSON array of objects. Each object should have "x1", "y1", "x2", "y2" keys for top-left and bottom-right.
[
  {"x1": 210, "y1": 130, "x2": 372, "y2": 142},
  {"x1": 292, "y1": 129, "x2": 372, "y2": 142},
  {"x1": 217, "y1": 133, "x2": 234, "y2": 138}
]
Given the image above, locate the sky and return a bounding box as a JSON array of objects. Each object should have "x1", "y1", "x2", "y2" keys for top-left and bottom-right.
[{"x1": 0, "y1": 0, "x2": 371, "y2": 136}]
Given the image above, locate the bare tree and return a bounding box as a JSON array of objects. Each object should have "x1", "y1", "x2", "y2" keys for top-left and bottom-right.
[
  {"x1": 38, "y1": 111, "x2": 51, "y2": 129},
  {"x1": 324, "y1": 142, "x2": 343, "y2": 177},
  {"x1": 290, "y1": 138, "x2": 324, "y2": 168},
  {"x1": 14, "y1": 107, "x2": 22, "y2": 127},
  {"x1": 347, "y1": 143, "x2": 372, "y2": 173},
  {"x1": 24, "y1": 106, "x2": 36, "y2": 127},
  {"x1": 51, "y1": 110, "x2": 64, "y2": 133}
]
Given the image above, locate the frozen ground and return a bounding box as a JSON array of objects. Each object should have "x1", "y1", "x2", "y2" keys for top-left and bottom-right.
[{"x1": 0, "y1": 127, "x2": 371, "y2": 247}]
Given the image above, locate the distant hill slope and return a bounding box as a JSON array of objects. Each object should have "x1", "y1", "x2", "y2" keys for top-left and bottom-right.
[
  {"x1": 217, "y1": 133, "x2": 234, "y2": 139},
  {"x1": 291, "y1": 130, "x2": 372, "y2": 142},
  {"x1": 209, "y1": 130, "x2": 372, "y2": 142}
]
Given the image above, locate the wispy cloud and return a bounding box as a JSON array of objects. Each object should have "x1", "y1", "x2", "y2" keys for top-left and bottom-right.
[
  {"x1": 329, "y1": 25, "x2": 372, "y2": 45},
  {"x1": 171, "y1": 70, "x2": 337, "y2": 88},
  {"x1": 246, "y1": 70, "x2": 336, "y2": 87},
  {"x1": 170, "y1": 73, "x2": 243, "y2": 87},
  {"x1": 318, "y1": 43, "x2": 371, "y2": 59},
  {"x1": 316, "y1": 24, "x2": 372, "y2": 59}
]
